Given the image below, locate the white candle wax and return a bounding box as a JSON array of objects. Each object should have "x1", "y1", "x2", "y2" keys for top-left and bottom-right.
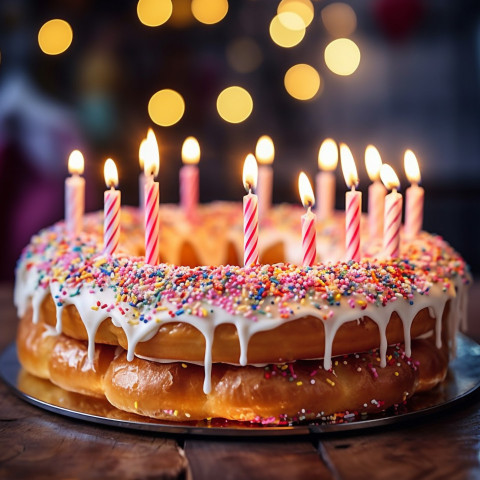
[
  {"x1": 316, "y1": 171, "x2": 336, "y2": 221},
  {"x1": 368, "y1": 180, "x2": 387, "y2": 240},
  {"x1": 65, "y1": 174, "x2": 85, "y2": 236},
  {"x1": 404, "y1": 183, "x2": 424, "y2": 238}
]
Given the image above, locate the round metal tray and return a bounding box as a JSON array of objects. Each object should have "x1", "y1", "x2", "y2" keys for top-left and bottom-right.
[{"x1": 1, "y1": 334, "x2": 480, "y2": 436}]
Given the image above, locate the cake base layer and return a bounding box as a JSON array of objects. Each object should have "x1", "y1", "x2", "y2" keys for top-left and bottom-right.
[{"x1": 17, "y1": 314, "x2": 449, "y2": 423}]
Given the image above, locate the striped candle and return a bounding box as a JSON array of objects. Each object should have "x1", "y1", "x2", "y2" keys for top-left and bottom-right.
[
  {"x1": 298, "y1": 172, "x2": 316, "y2": 266},
  {"x1": 340, "y1": 144, "x2": 361, "y2": 262},
  {"x1": 143, "y1": 128, "x2": 160, "y2": 265},
  {"x1": 316, "y1": 139, "x2": 338, "y2": 221},
  {"x1": 242, "y1": 154, "x2": 259, "y2": 267},
  {"x1": 103, "y1": 158, "x2": 120, "y2": 255},
  {"x1": 65, "y1": 150, "x2": 85, "y2": 236},
  {"x1": 365, "y1": 145, "x2": 386, "y2": 240},
  {"x1": 380, "y1": 164, "x2": 403, "y2": 258},
  {"x1": 180, "y1": 136, "x2": 200, "y2": 220},
  {"x1": 404, "y1": 150, "x2": 424, "y2": 238}
]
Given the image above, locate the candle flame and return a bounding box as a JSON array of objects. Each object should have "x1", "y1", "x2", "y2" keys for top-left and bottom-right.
[
  {"x1": 104, "y1": 158, "x2": 118, "y2": 188},
  {"x1": 68, "y1": 150, "x2": 84, "y2": 175},
  {"x1": 242, "y1": 153, "x2": 258, "y2": 192},
  {"x1": 318, "y1": 138, "x2": 338, "y2": 171},
  {"x1": 365, "y1": 145, "x2": 382, "y2": 182},
  {"x1": 380, "y1": 164, "x2": 400, "y2": 191},
  {"x1": 143, "y1": 128, "x2": 160, "y2": 177},
  {"x1": 139, "y1": 138, "x2": 148, "y2": 170},
  {"x1": 298, "y1": 171, "x2": 315, "y2": 208},
  {"x1": 182, "y1": 136, "x2": 201, "y2": 165},
  {"x1": 404, "y1": 149, "x2": 421, "y2": 183},
  {"x1": 340, "y1": 143, "x2": 358, "y2": 188},
  {"x1": 255, "y1": 135, "x2": 275, "y2": 165}
]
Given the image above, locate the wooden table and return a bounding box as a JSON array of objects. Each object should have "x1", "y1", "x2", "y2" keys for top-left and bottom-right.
[{"x1": 1, "y1": 282, "x2": 480, "y2": 479}]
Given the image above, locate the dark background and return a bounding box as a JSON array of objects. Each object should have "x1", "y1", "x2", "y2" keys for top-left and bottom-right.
[{"x1": 0, "y1": 0, "x2": 479, "y2": 280}]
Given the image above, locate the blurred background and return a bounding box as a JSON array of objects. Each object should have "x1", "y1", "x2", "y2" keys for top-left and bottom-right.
[{"x1": 0, "y1": 0, "x2": 479, "y2": 280}]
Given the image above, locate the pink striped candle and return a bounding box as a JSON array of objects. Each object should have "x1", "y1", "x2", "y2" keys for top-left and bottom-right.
[
  {"x1": 380, "y1": 164, "x2": 403, "y2": 258},
  {"x1": 404, "y1": 150, "x2": 424, "y2": 238},
  {"x1": 65, "y1": 150, "x2": 85, "y2": 236},
  {"x1": 144, "y1": 129, "x2": 160, "y2": 265},
  {"x1": 180, "y1": 136, "x2": 200, "y2": 221},
  {"x1": 316, "y1": 139, "x2": 338, "y2": 221},
  {"x1": 298, "y1": 172, "x2": 317, "y2": 266},
  {"x1": 255, "y1": 135, "x2": 275, "y2": 219},
  {"x1": 103, "y1": 159, "x2": 121, "y2": 255},
  {"x1": 242, "y1": 154, "x2": 259, "y2": 266},
  {"x1": 138, "y1": 137, "x2": 148, "y2": 210},
  {"x1": 340, "y1": 144, "x2": 361, "y2": 262},
  {"x1": 365, "y1": 145, "x2": 386, "y2": 240}
]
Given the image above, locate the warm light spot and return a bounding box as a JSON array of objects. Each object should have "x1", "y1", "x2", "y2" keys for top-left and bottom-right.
[
  {"x1": 243, "y1": 154, "x2": 258, "y2": 191},
  {"x1": 340, "y1": 143, "x2": 359, "y2": 188},
  {"x1": 269, "y1": 13, "x2": 306, "y2": 48},
  {"x1": 216, "y1": 86, "x2": 253, "y2": 124},
  {"x1": 68, "y1": 150, "x2": 84, "y2": 175},
  {"x1": 38, "y1": 19, "x2": 73, "y2": 55},
  {"x1": 104, "y1": 158, "x2": 119, "y2": 188},
  {"x1": 324, "y1": 38, "x2": 361, "y2": 76},
  {"x1": 226, "y1": 37, "x2": 263, "y2": 74},
  {"x1": 298, "y1": 172, "x2": 315, "y2": 208},
  {"x1": 191, "y1": 0, "x2": 228, "y2": 25},
  {"x1": 380, "y1": 164, "x2": 400, "y2": 191},
  {"x1": 278, "y1": 0, "x2": 314, "y2": 28},
  {"x1": 144, "y1": 128, "x2": 160, "y2": 177},
  {"x1": 321, "y1": 3, "x2": 357, "y2": 37},
  {"x1": 318, "y1": 139, "x2": 338, "y2": 171},
  {"x1": 255, "y1": 136, "x2": 275, "y2": 165},
  {"x1": 284, "y1": 64, "x2": 321, "y2": 101},
  {"x1": 137, "y1": 0, "x2": 173, "y2": 27},
  {"x1": 182, "y1": 137, "x2": 201, "y2": 165},
  {"x1": 148, "y1": 89, "x2": 185, "y2": 127},
  {"x1": 365, "y1": 145, "x2": 383, "y2": 182},
  {"x1": 404, "y1": 150, "x2": 421, "y2": 183}
]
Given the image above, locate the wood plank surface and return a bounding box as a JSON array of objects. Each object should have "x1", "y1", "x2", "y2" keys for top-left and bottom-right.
[{"x1": 184, "y1": 439, "x2": 333, "y2": 480}]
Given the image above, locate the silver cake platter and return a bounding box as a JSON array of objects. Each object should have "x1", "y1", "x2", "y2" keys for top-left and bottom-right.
[{"x1": 1, "y1": 334, "x2": 480, "y2": 437}]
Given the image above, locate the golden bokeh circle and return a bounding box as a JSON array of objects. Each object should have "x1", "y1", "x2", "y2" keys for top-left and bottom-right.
[
  {"x1": 216, "y1": 86, "x2": 253, "y2": 124},
  {"x1": 148, "y1": 89, "x2": 185, "y2": 126},
  {"x1": 38, "y1": 19, "x2": 73, "y2": 55},
  {"x1": 284, "y1": 64, "x2": 321, "y2": 101},
  {"x1": 324, "y1": 38, "x2": 361, "y2": 76},
  {"x1": 191, "y1": 0, "x2": 228, "y2": 25},
  {"x1": 137, "y1": 0, "x2": 173, "y2": 27}
]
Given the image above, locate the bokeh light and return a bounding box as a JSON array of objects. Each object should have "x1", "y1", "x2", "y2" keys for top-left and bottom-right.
[
  {"x1": 269, "y1": 13, "x2": 306, "y2": 48},
  {"x1": 38, "y1": 19, "x2": 73, "y2": 55},
  {"x1": 284, "y1": 64, "x2": 321, "y2": 100},
  {"x1": 321, "y1": 3, "x2": 357, "y2": 37},
  {"x1": 277, "y1": 0, "x2": 314, "y2": 28},
  {"x1": 226, "y1": 37, "x2": 263, "y2": 73},
  {"x1": 324, "y1": 38, "x2": 361, "y2": 76},
  {"x1": 137, "y1": 0, "x2": 173, "y2": 27},
  {"x1": 148, "y1": 89, "x2": 185, "y2": 126},
  {"x1": 216, "y1": 86, "x2": 253, "y2": 124},
  {"x1": 191, "y1": 0, "x2": 228, "y2": 25}
]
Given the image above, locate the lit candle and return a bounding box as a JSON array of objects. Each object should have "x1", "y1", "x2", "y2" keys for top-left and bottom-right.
[
  {"x1": 365, "y1": 145, "x2": 387, "y2": 240},
  {"x1": 298, "y1": 172, "x2": 317, "y2": 267},
  {"x1": 138, "y1": 137, "x2": 148, "y2": 210},
  {"x1": 144, "y1": 129, "x2": 160, "y2": 265},
  {"x1": 404, "y1": 149, "x2": 424, "y2": 238},
  {"x1": 180, "y1": 136, "x2": 200, "y2": 220},
  {"x1": 340, "y1": 144, "x2": 361, "y2": 262},
  {"x1": 255, "y1": 135, "x2": 275, "y2": 219},
  {"x1": 242, "y1": 154, "x2": 259, "y2": 267},
  {"x1": 380, "y1": 164, "x2": 403, "y2": 258},
  {"x1": 316, "y1": 138, "x2": 338, "y2": 220},
  {"x1": 65, "y1": 150, "x2": 85, "y2": 236},
  {"x1": 103, "y1": 158, "x2": 121, "y2": 255}
]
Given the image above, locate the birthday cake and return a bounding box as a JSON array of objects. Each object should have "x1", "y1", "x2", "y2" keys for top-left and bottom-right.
[{"x1": 14, "y1": 203, "x2": 470, "y2": 424}]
